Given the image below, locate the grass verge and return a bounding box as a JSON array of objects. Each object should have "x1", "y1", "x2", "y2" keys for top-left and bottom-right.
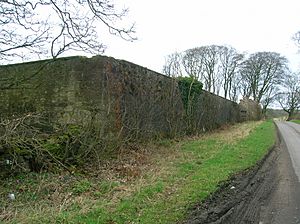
[
  {"x1": 0, "y1": 120, "x2": 275, "y2": 223},
  {"x1": 291, "y1": 119, "x2": 300, "y2": 124}
]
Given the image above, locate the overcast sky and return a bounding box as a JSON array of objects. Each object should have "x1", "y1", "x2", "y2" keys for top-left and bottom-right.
[{"x1": 102, "y1": 0, "x2": 300, "y2": 73}]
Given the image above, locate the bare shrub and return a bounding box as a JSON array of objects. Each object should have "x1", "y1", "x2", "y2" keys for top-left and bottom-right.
[{"x1": 0, "y1": 112, "x2": 122, "y2": 176}]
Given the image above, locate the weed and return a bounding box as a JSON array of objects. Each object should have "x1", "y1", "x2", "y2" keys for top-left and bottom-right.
[
  {"x1": 157, "y1": 139, "x2": 174, "y2": 147},
  {"x1": 98, "y1": 180, "x2": 120, "y2": 194},
  {"x1": 72, "y1": 179, "x2": 92, "y2": 194}
]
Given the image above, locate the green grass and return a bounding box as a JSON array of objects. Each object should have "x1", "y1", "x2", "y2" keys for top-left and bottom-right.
[
  {"x1": 72, "y1": 179, "x2": 92, "y2": 194},
  {"x1": 2, "y1": 121, "x2": 275, "y2": 224},
  {"x1": 291, "y1": 119, "x2": 300, "y2": 124},
  {"x1": 62, "y1": 121, "x2": 275, "y2": 223}
]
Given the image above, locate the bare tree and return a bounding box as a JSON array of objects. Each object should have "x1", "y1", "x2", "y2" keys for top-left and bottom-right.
[
  {"x1": 182, "y1": 45, "x2": 224, "y2": 94},
  {"x1": 0, "y1": 0, "x2": 136, "y2": 62},
  {"x1": 200, "y1": 45, "x2": 222, "y2": 94},
  {"x1": 218, "y1": 46, "x2": 244, "y2": 99},
  {"x1": 182, "y1": 47, "x2": 204, "y2": 80},
  {"x1": 261, "y1": 86, "x2": 279, "y2": 116},
  {"x1": 277, "y1": 73, "x2": 300, "y2": 120},
  {"x1": 229, "y1": 72, "x2": 243, "y2": 102},
  {"x1": 239, "y1": 71, "x2": 251, "y2": 99},
  {"x1": 162, "y1": 52, "x2": 183, "y2": 77},
  {"x1": 240, "y1": 52, "x2": 287, "y2": 103}
]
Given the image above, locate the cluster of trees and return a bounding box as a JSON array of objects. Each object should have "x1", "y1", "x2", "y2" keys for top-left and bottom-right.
[
  {"x1": 163, "y1": 45, "x2": 244, "y2": 101},
  {"x1": 163, "y1": 45, "x2": 300, "y2": 119}
]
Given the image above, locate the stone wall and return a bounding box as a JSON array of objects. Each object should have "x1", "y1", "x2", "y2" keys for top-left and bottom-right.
[
  {"x1": 1, "y1": 57, "x2": 120, "y2": 136},
  {"x1": 0, "y1": 55, "x2": 261, "y2": 140},
  {"x1": 104, "y1": 58, "x2": 186, "y2": 139},
  {"x1": 191, "y1": 91, "x2": 241, "y2": 131}
]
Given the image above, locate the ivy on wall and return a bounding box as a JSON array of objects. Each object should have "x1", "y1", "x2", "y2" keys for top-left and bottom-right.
[{"x1": 177, "y1": 76, "x2": 203, "y2": 111}]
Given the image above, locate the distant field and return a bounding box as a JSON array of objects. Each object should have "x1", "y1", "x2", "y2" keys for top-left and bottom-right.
[{"x1": 1, "y1": 121, "x2": 275, "y2": 224}]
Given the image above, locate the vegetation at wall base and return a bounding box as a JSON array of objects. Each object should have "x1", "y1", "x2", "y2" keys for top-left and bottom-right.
[
  {"x1": 0, "y1": 120, "x2": 275, "y2": 223},
  {"x1": 0, "y1": 111, "x2": 124, "y2": 178}
]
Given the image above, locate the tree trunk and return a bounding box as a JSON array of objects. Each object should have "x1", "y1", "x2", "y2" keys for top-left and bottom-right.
[{"x1": 287, "y1": 110, "x2": 294, "y2": 121}]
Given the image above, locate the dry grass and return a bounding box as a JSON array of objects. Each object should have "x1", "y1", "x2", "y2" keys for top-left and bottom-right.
[{"x1": 204, "y1": 121, "x2": 263, "y2": 143}]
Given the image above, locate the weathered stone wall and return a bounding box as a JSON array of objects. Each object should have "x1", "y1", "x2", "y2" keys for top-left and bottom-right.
[
  {"x1": 0, "y1": 55, "x2": 261, "y2": 140},
  {"x1": 191, "y1": 91, "x2": 241, "y2": 131},
  {"x1": 0, "y1": 56, "x2": 120, "y2": 137},
  {"x1": 104, "y1": 58, "x2": 185, "y2": 139}
]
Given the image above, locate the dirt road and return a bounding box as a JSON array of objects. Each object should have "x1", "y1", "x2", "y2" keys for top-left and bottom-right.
[{"x1": 183, "y1": 121, "x2": 300, "y2": 224}]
